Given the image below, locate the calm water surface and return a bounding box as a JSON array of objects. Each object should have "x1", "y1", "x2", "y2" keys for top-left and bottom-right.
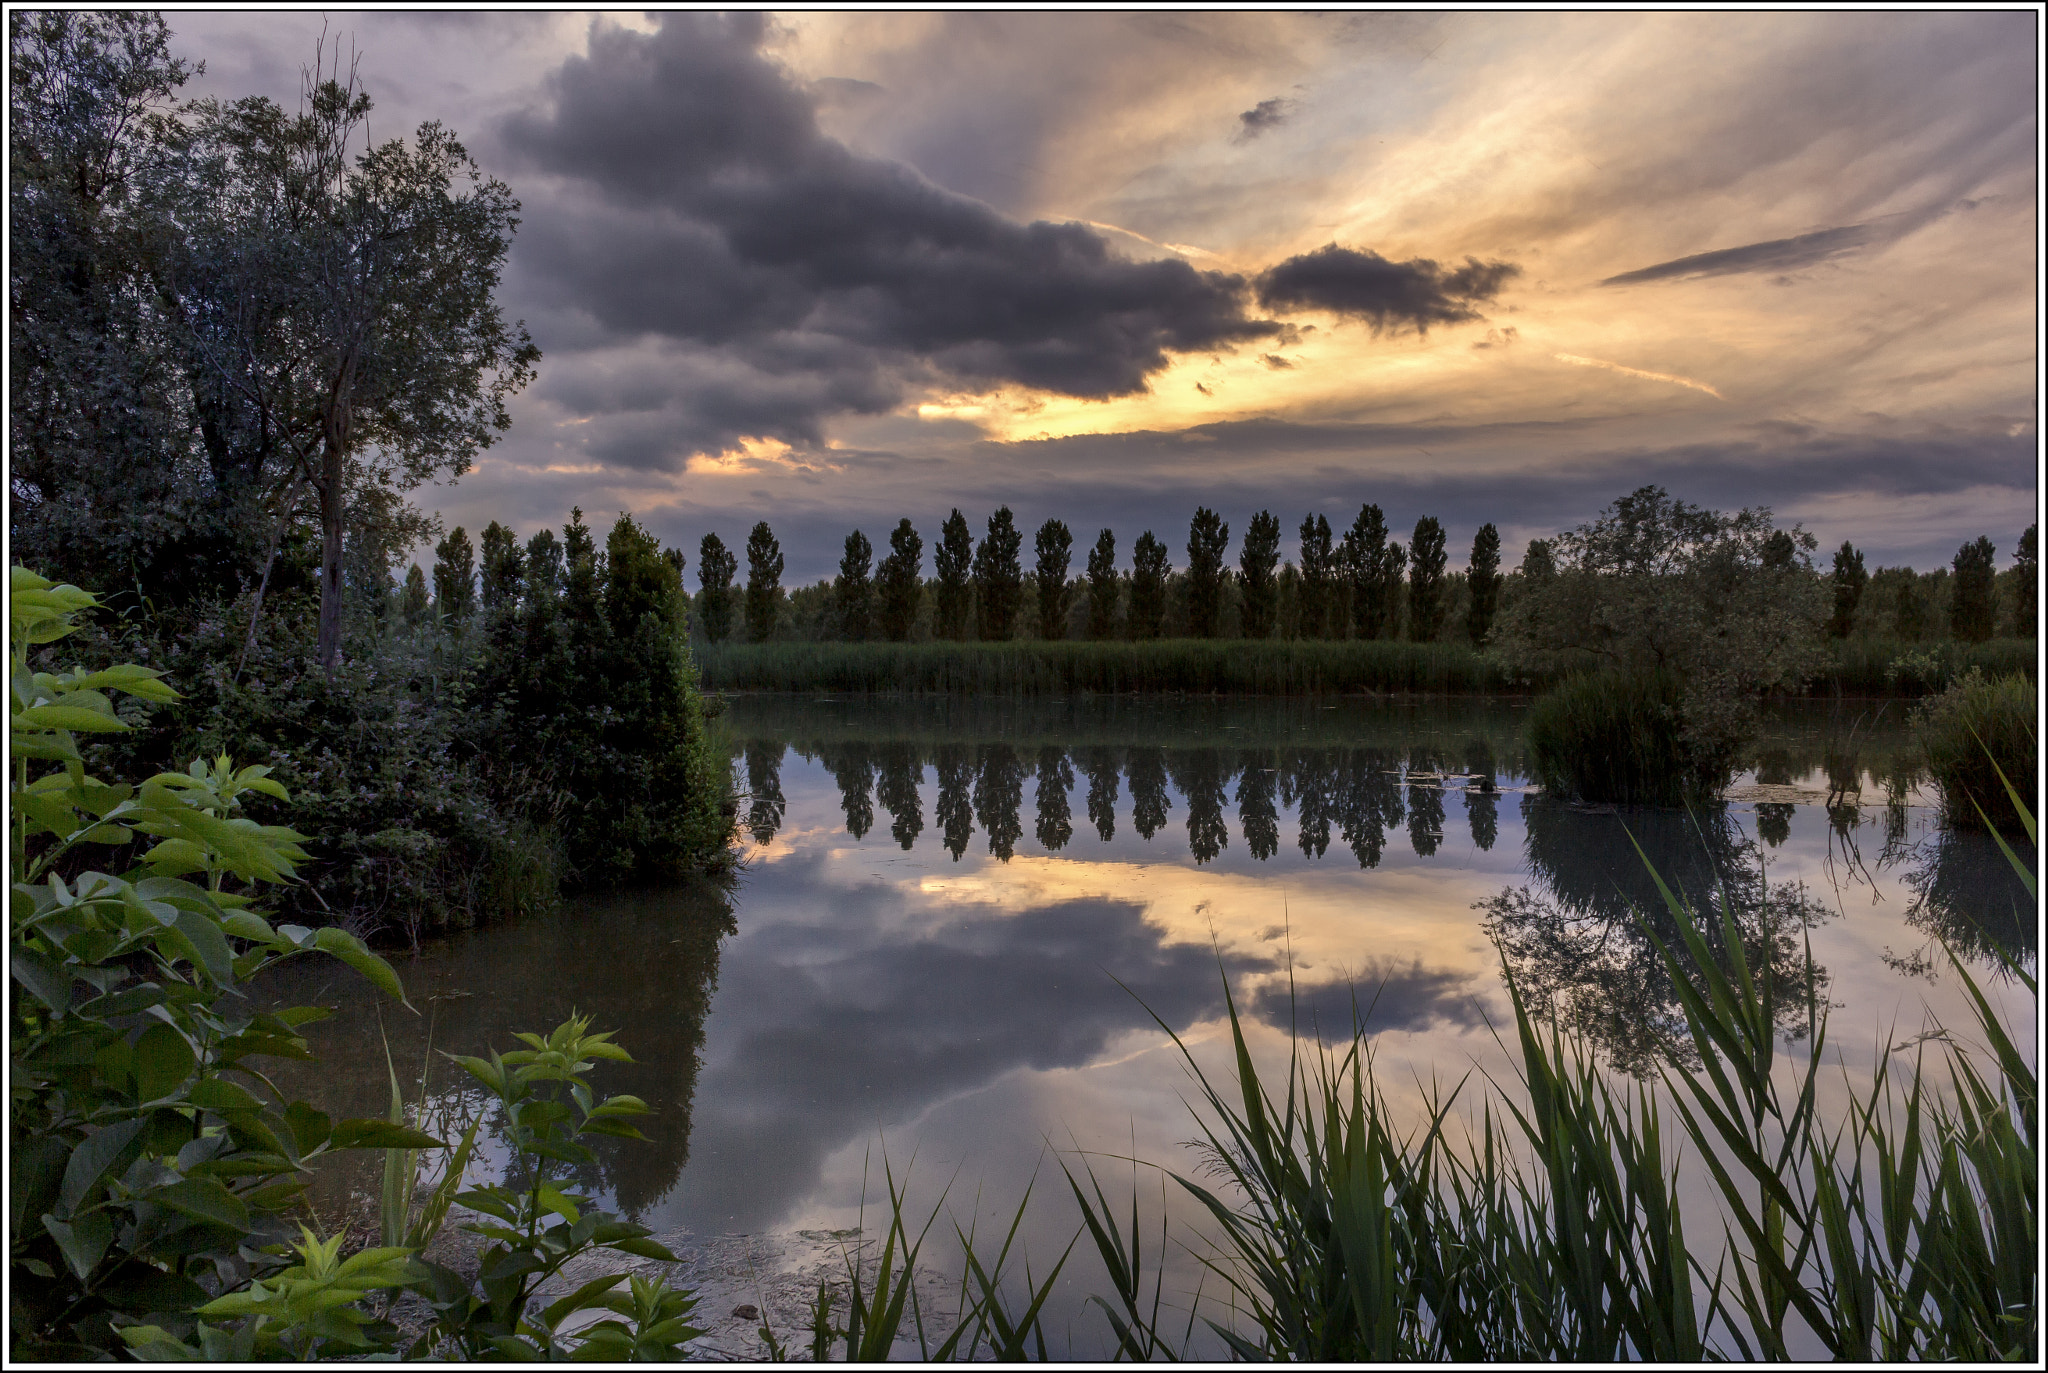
[{"x1": 267, "y1": 695, "x2": 2035, "y2": 1356}]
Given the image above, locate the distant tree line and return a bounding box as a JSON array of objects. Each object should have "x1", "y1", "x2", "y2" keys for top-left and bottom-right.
[{"x1": 675, "y1": 508, "x2": 2036, "y2": 648}]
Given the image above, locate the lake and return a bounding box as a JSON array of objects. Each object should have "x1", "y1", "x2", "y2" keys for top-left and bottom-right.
[{"x1": 262, "y1": 693, "x2": 2035, "y2": 1357}]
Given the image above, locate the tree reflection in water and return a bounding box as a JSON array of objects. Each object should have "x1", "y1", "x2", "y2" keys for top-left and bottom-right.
[
  {"x1": 1336, "y1": 750, "x2": 1403, "y2": 870},
  {"x1": 1128, "y1": 748, "x2": 1172, "y2": 840},
  {"x1": 1237, "y1": 751, "x2": 1280, "y2": 861},
  {"x1": 936, "y1": 743, "x2": 974, "y2": 860},
  {"x1": 1901, "y1": 825, "x2": 2036, "y2": 972},
  {"x1": 1479, "y1": 798, "x2": 1832, "y2": 1077},
  {"x1": 1408, "y1": 761, "x2": 1445, "y2": 858},
  {"x1": 1080, "y1": 746, "x2": 1119, "y2": 842},
  {"x1": 1173, "y1": 749, "x2": 1231, "y2": 865},
  {"x1": 743, "y1": 741, "x2": 785, "y2": 845},
  {"x1": 874, "y1": 744, "x2": 923, "y2": 850},
  {"x1": 829, "y1": 742, "x2": 872, "y2": 841},
  {"x1": 1286, "y1": 751, "x2": 1332, "y2": 859},
  {"x1": 1036, "y1": 746, "x2": 1074, "y2": 853},
  {"x1": 1466, "y1": 743, "x2": 1498, "y2": 853},
  {"x1": 976, "y1": 743, "x2": 1025, "y2": 860}
]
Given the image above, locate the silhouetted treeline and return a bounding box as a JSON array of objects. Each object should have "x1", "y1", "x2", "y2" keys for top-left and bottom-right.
[{"x1": 684, "y1": 509, "x2": 2036, "y2": 647}]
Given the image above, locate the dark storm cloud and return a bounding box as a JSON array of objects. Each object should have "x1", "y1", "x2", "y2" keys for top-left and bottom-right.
[
  {"x1": 1247, "y1": 957, "x2": 1483, "y2": 1039},
  {"x1": 500, "y1": 11, "x2": 1278, "y2": 458},
  {"x1": 1256, "y1": 245, "x2": 1520, "y2": 332},
  {"x1": 1237, "y1": 96, "x2": 1291, "y2": 138}
]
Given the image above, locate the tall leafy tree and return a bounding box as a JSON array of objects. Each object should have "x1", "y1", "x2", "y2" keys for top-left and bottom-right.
[
  {"x1": 1408, "y1": 516, "x2": 1448, "y2": 641},
  {"x1": 744, "y1": 520, "x2": 783, "y2": 643},
  {"x1": 526, "y1": 528, "x2": 564, "y2": 603},
  {"x1": 696, "y1": 532, "x2": 736, "y2": 642},
  {"x1": 1520, "y1": 538, "x2": 1557, "y2": 583},
  {"x1": 875, "y1": 518, "x2": 923, "y2": 642},
  {"x1": 1033, "y1": 518, "x2": 1075, "y2": 640},
  {"x1": 1343, "y1": 504, "x2": 1391, "y2": 639},
  {"x1": 1466, "y1": 522, "x2": 1502, "y2": 646},
  {"x1": 1185, "y1": 507, "x2": 1231, "y2": 638},
  {"x1": 934, "y1": 508, "x2": 974, "y2": 640},
  {"x1": 1130, "y1": 532, "x2": 1170, "y2": 640},
  {"x1": 400, "y1": 563, "x2": 430, "y2": 627},
  {"x1": 1890, "y1": 573, "x2": 1925, "y2": 641},
  {"x1": 479, "y1": 520, "x2": 525, "y2": 612},
  {"x1": 432, "y1": 526, "x2": 475, "y2": 622},
  {"x1": 1950, "y1": 536, "x2": 1996, "y2": 643},
  {"x1": 1376, "y1": 538, "x2": 1407, "y2": 638},
  {"x1": 835, "y1": 529, "x2": 873, "y2": 641},
  {"x1": 1086, "y1": 529, "x2": 1120, "y2": 640},
  {"x1": 972, "y1": 506, "x2": 1024, "y2": 640},
  {"x1": 1828, "y1": 540, "x2": 1867, "y2": 639},
  {"x1": 182, "y1": 56, "x2": 539, "y2": 667},
  {"x1": 1238, "y1": 510, "x2": 1281, "y2": 639},
  {"x1": 8, "y1": 12, "x2": 227, "y2": 599},
  {"x1": 2011, "y1": 523, "x2": 2037, "y2": 637},
  {"x1": 1297, "y1": 515, "x2": 1335, "y2": 638}
]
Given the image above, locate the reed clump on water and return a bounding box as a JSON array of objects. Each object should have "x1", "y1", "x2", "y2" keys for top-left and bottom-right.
[{"x1": 1913, "y1": 669, "x2": 2037, "y2": 834}]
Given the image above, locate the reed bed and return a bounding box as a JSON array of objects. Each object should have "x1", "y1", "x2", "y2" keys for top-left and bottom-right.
[
  {"x1": 695, "y1": 639, "x2": 1517, "y2": 696},
  {"x1": 696, "y1": 637, "x2": 2036, "y2": 698}
]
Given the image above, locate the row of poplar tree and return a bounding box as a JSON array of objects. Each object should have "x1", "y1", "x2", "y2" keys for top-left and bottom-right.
[{"x1": 690, "y1": 507, "x2": 1507, "y2": 645}]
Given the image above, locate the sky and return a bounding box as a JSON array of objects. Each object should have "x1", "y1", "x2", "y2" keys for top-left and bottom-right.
[{"x1": 164, "y1": 7, "x2": 2041, "y2": 582}]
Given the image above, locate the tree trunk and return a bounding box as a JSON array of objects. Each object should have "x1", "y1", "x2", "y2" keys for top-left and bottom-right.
[{"x1": 314, "y1": 396, "x2": 352, "y2": 670}]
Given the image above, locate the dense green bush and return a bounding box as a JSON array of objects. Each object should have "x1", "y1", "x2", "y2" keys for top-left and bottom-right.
[
  {"x1": 1914, "y1": 670, "x2": 2037, "y2": 833},
  {"x1": 1524, "y1": 670, "x2": 1728, "y2": 804}
]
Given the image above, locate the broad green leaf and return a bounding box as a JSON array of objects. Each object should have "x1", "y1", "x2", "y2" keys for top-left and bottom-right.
[
  {"x1": 58, "y1": 1115, "x2": 150, "y2": 1213},
  {"x1": 132, "y1": 1022, "x2": 197, "y2": 1102},
  {"x1": 311, "y1": 928, "x2": 408, "y2": 1005},
  {"x1": 148, "y1": 1175, "x2": 251, "y2": 1231},
  {"x1": 327, "y1": 1119, "x2": 447, "y2": 1151},
  {"x1": 41, "y1": 1210, "x2": 115, "y2": 1281},
  {"x1": 16, "y1": 704, "x2": 128, "y2": 732}
]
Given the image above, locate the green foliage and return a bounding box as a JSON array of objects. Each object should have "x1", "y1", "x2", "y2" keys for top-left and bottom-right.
[
  {"x1": 696, "y1": 532, "x2": 737, "y2": 643},
  {"x1": 479, "y1": 521, "x2": 525, "y2": 613},
  {"x1": 1408, "y1": 516, "x2": 1449, "y2": 641},
  {"x1": 934, "y1": 509, "x2": 974, "y2": 641},
  {"x1": 876, "y1": 519, "x2": 924, "y2": 643},
  {"x1": 406, "y1": 1013, "x2": 698, "y2": 1359},
  {"x1": 972, "y1": 506, "x2": 1024, "y2": 641},
  {"x1": 743, "y1": 521, "x2": 783, "y2": 644},
  {"x1": 1085, "y1": 528, "x2": 1120, "y2": 640},
  {"x1": 434, "y1": 525, "x2": 476, "y2": 623},
  {"x1": 1185, "y1": 507, "x2": 1231, "y2": 638},
  {"x1": 1525, "y1": 669, "x2": 1720, "y2": 804},
  {"x1": 1033, "y1": 518, "x2": 1075, "y2": 641},
  {"x1": 1829, "y1": 540, "x2": 1867, "y2": 638},
  {"x1": 1129, "y1": 532, "x2": 1170, "y2": 641},
  {"x1": 1466, "y1": 522, "x2": 1502, "y2": 646},
  {"x1": 836, "y1": 529, "x2": 874, "y2": 642},
  {"x1": 9, "y1": 567, "x2": 431, "y2": 1360},
  {"x1": 1494, "y1": 486, "x2": 1828, "y2": 785},
  {"x1": 1296, "y1": 514, "x2": 1336, "y2": 638},
  {"x1": 1951, "y1": 535, "x2": 1997, "y2": 643},
  {"x1": 2009, "y1": 523, "x2": 2037, "y2": 637},
  {"x1": 1238, "y1": 510, "x2": 1282, "y2": 640},
  {"x1": 401, "y1": 564, "x2": 431, "y2": 628},
  {"x1": 1914, "y1": 670, "x2": 2036, "y2": 834}
]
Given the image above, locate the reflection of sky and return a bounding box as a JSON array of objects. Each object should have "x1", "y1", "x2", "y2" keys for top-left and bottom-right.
[{"x1": 266, "y1": 704, "x2": 2036, "y2": 1358}]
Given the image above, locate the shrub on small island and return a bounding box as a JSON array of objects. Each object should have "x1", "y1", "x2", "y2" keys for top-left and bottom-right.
[
  {"x1": 1914, "y1": 670, "x2": 2036, "y2": 833},
  {"x1": 1524, "y1": 670, "x2": 1732, "y2": 805}
]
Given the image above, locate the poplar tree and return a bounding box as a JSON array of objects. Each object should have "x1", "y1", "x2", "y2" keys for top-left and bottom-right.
[
  {"x1": 973, "y1": 507, "x2": 1024, "y2": 640},
  {"x1": 1129, "y1": 532, "x2": 1170, "y2": 640},
  {"x1": 744, "y1": 520, "x2": 783, "y2": 643},
  {"x1": 1238, "y1": 510, "x2": 1281, "y2": 639},
  {"x1": 1086, "y1": 529, "x2": 1120, "y2": 639},
  {"x1": 400, "y1": 563, "x2": 430, "y2": 626},
  {"x1": 875, "y1": 518, "x2": 923, "y2": 641},
  {"x1": 1297, "y1": 514, "x2": 1335, "y2": 638},
  {"x1": 934, "y1": 509, "x2": 974, "y2": 640},
  {"x1": 1408, "y1": 516, "x2": 1448, "y2": 641},
  {"x1": 836, "y1": 529, "x2": 873, "y2": 641},
  {"x1": 1185, "y1": 507, "x2": 1231, "y2": 638},
  {"x1": 1951, "y1": 536, "x2": 1996, "y2": 643},
  {"x1": 1375, "y1": 538, "x2": 1407, "y2": 639},
  {"x1": 1344, "y1": 504, "x2": 1391, "y2": 639},
  {"x1": 1033, "y1": 518, "x2": 1075, "y2": 640},
  {"x1": 696, "y1": 532, "x2": 737, "y2": 642},
  {"x1": 432, "y1": 526, "x2": 475, "y2": 623},
  {"x1": 1466, "y1": 522, "x2": 1502, "y2": 646},
  {"x1": 479, "y1": 520, "x2": 525, "y2": 611},
  {"x1": 1828, "y1": 541, "x2": 1867, "y2": 638}
]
